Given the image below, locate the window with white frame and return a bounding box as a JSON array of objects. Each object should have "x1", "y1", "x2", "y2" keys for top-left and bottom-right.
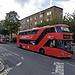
[
  {"x1": 47, "y1": 19, "x2": 49, "y2": 21},
  {"x1": 27, "y1": 19, "x2": 29, "y2": 22},
  {"x1": 30, "y1": 18, "x2": 32, "y2": 21},
  {"x1": 35, "y1": 22, "x2": 37, "y2": 25},
  {"x1": 41, "y1": 20, "x2": 42, "y2": 23},
  {"x1": 35, "y1": 17, "x2": 37, "y2": 20},
  {"x1": 47, "y1": 11, "x2": 51, "y2": 15},
  {"x1": 47, "y1": 12, "x2": 49, "y2": 15},
  {"x1": 40, "y1": 14, "x2": 43, "y2": 18}
]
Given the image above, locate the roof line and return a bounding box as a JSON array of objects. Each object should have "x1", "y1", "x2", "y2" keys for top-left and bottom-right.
[{"x1": 20, "y1": 6, "x2": 63, "y2": 21}]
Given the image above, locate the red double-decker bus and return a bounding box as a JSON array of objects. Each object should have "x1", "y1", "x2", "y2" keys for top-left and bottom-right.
[{"x1": 16, "y1": 24, "x2": 73, "y2": 58}]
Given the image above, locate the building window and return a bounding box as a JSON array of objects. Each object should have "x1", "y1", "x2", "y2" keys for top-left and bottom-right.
[
  {"x1": 41, "y1": 20, "x2": 42, "y2": 23},
  {"x1": 47, "y1": 11, "x2": 51, "y2": 15},
  {"x1": 49, "y1": 11, "x2": 51, "y2": 15},
  {"x1": 27, "y1": 19, "x2": 29, "y2": 22},
  {"x1": 47, "y1": 19, "x2": 49, "y2": 21},
  {"x1": 35, "y1": 17, "x2": 37, "y2": 20},
  {"x1": 35, "y1": 22, "x2": 37, "y2": 25},
  {"x1": 40, "y1": 14, "x2": 43, "y2": 18},
  {"x1": 19, "y1": 26, "x2": 22, "y2": 29},
  {"x1": 47, "y1": 12, "x2": 49, "y2": 15},
  {"x1": 30, "y1": 18, "x2": 32, "y2": 21}
]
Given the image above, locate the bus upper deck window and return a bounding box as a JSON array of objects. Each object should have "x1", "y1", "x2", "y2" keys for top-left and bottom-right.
[
  {"x1": 31, "y1": 30, "x2": 38, "y2": 34},
  {"x1": 32, "y1": 30, "x2": 35, "y2": 34},
  {"x1": 24, "y1": 32, "x2": 27, "y2": 35},
  {"x1": 61, "y1": 27, "x2": 70, "y2": 32},
  {"x1": 19, "y1": 32, "x2": 23, "y2": 35},
  {"x1": 56, "y1": 26, "x2": 61, "y2": 32},
  {"x1": 50, "y1": 27, "x2": 55, "y2": 32}
]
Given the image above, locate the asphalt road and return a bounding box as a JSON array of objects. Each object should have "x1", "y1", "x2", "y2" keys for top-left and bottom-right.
[{"x1": 0, "y1": 43, "x2": 75, "y2": 75}]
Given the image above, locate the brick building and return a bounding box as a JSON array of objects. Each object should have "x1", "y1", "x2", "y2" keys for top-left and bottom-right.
[{"x1": 20, "y1": 6, "x2": 63, "y2": 31}]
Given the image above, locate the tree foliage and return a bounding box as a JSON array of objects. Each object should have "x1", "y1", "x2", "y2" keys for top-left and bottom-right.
[
  {"x1": 62, "y1": 12, "x2": 75, "y2": 32},
  {"x1": 0, "y1": 20, "x2": 9, "y2": 35},
  {"x1": 4, "y1": 11, "x2": 20, "y2": 39},
  {"x1": 36, "y1": 21, "x2": 49, "y2": 27},
  {"x1": 36, "y1": 19, "x2": 62, "y2": 27}
]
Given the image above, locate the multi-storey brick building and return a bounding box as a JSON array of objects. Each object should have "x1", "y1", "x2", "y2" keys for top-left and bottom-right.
[{"x1": 20, "y1": 6, "x2": 63, "y2": 31}]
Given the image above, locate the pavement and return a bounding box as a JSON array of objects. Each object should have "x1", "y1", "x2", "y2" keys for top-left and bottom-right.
[{"x1": 0, "y1": 43, "x2": 75, "y2": 75}]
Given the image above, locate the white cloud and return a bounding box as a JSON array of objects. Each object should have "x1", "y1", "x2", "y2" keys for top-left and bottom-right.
[
  {"x1": 0, "y1": 0, "x2": 75, "y2": 21},
  {"x1": 61, "y1": 0, "x2": 75, "y2": 14},
  {"x1": 0, "y1": 0, "x2": 50, "y2": 20},
  {"x1": 15, "y1": 0, "x2": 29, "y2": 6},
  {"x1": 16, "y1": 0, "x2": 50, "y2": 19},
  {"x1": 0, "y1": 0, "x2": 21, "y2": 20}
]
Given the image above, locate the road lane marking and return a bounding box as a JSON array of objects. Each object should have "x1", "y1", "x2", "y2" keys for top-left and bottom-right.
[
  {"x1": 0, "y1": 46, "x2": 24, "y2": 61},
  {"x1": 21, "y1": 57, "x2": 24, "y2": 60},
  {"x1": 16, "y1": 62, "x2": 22, "y2": 67}
]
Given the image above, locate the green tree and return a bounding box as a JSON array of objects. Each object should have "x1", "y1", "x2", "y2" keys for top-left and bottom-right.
[
  {"x1": 4, "y1": 11, "x2": 20, "y2": 39},
  {"x1": 0, "y1": 20, "x2": 9, "y2": 35},
  {"x1": 36, "y1": 21, "x2": 49, "y2": 27},
  {"x1": 50, "y1": 18, "x2": 62, "y2": 25},
  {"x1": 62, "y1": 12, "x2": 75, "y2": 32}
]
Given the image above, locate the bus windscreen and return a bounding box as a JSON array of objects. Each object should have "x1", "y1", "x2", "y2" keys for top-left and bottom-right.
[{"x1": 56, "y1": 26, "x2": 70, "y2": 32}]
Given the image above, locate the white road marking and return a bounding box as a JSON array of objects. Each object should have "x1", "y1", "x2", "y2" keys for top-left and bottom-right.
[
  {"x1": 0, "y1": 45, "x2": 24, "y2": 61},
  {"x1": 0, "y1": 68, "x2": 13, "y2": 75},
  {"x1": 16, "y1": 62, "x2": 22, "y2": 67},
  {"x1": 21, "y1": 57, "x2": 24, "y2": 60}
]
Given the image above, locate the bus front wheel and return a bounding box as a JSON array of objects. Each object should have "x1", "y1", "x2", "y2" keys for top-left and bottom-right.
[{"x1": 39, "y1": 48, "x2": 45, "y2": 55}]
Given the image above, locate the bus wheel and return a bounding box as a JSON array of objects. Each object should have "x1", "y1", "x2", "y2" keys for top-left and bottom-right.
[{"x1": 39, "y1": 48, "x2": 45, "y2": 55}]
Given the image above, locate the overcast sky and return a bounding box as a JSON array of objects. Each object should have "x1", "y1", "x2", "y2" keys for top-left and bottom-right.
[{"x1": 0, "y1": 0, "x2": 75, "y2": 20}]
